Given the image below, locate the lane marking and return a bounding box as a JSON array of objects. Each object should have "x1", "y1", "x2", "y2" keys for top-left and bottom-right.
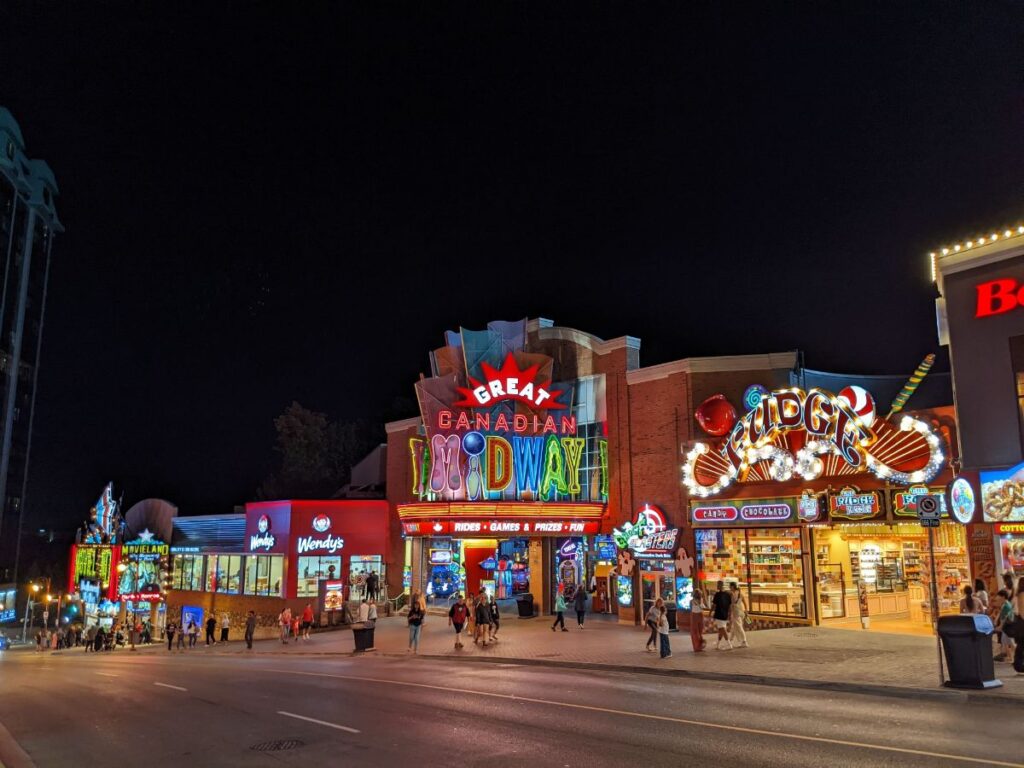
[
  {"x1": 277, "y1": 710, "x2": 360, "y2": 734},
  {"x1": 259, "y1": 667, "x2": 1022, "y2": 768},
  {"x1": 93, "y1": 672, "x2": 120, "y2": 678},
  {"x1": 153, "y1": 682, "x2": 187, "y2": 692}
]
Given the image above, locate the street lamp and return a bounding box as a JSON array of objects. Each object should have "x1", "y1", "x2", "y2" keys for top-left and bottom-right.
[
  {"x1": 21, "y1": 582, "x2": 41, "y2": 644},
  {"x1": 116, "y1": 561, "x2": 137, "y2": 651}
]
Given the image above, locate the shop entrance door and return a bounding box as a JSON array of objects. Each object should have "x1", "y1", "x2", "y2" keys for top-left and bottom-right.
[
  {"x1": 816, "y1": 563, "x2": 847, "y2": 619},
  {"x1": 640, "y1": 565, "x2": 676, "y2": 624}
]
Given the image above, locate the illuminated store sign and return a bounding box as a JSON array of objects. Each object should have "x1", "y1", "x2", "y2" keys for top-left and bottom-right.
[
  {"x1": 975, "y1": 278, "x2": 1024, "y2": 318},
  {"x1": 980, "y1": 462, "x2": 1024, "y2": 523},
  {"x1": 122, "y1": 531, "x2": 169, "y2": 560},
  {"x1": 892, "y1": 485, "x2": 948, "y2": 518},
  {"x1": 453, "y1": 354, "x2": 565, "y2": 410},
  {"x1": 72, "y1": 545, "x2": 114, "y2": 585},
  {"x1": 683, "y1": 386, "x2": 945, "y2": 498},
  {"x1": 947, "y1": 478, "x2": 976, "y2": 525},
  {"x1": 296, "y1": 517, "x2": 345, "y2": 554},
  {"x1": 613, "y1": 504, "x2": 679, "y2": 558},
  {"x1": 829, "y1": 487, "x2": 881, "y2": 520},
  {"x1": 249, "y1": 514, "x2": 277, "y2": 551},
  {"x1": 690, "y1": 497, "x2": 799, "y2": 527},
  {"x1": 402, "y1": 519, "x2": 600, "y2": 535}
]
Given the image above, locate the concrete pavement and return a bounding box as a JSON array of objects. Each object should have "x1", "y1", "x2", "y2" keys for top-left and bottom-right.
[{"x1": 93, "y1": 613, "x2": 1024, "y2": 703}]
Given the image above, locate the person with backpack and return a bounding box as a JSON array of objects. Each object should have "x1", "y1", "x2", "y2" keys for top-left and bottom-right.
[
  {"x1": 551, "y1": 591, "x2": 568, "y2": 632},
  {"x1": 407, "y1": 591, "x2": 425, "y2": 653},
  {"x1": 448, "y1": 594, "x2": 468, "y2": 649}
]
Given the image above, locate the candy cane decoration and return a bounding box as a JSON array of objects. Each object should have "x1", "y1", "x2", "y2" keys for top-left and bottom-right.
[{"x1": 886, "y1": 353, "x2": 936, "y2": 418}]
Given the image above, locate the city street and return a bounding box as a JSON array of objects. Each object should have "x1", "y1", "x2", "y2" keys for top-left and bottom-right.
[{"x1": 1, "y1": 639, "x2": 1021, "y2": 767}]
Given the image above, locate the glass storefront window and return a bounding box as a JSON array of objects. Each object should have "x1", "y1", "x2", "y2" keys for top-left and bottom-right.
[
  {"x1": 297, "y1": 555, "x2": 342, "y2": 597},
  {"x1": 243, "y1": 555, "x2": 283, "y2": 597},
  {"x1": 217, "y1": 555, "x2": 242, "y2": 594},
  {"x1": 696, "y1": 527, "x2": 805, "y2": 617},
  {"x1": 172, "y1": 554, "x2": 205, "y2": 591}
]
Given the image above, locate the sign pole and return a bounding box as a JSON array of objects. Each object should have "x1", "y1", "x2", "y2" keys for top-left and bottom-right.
[{"x1": 928, "y1": 524, "x2": 944, "y2": 686}]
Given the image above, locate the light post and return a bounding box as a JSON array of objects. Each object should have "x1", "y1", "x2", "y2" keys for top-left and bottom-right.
[
  {"x1": 116, "y1": 561, "x2": 136, "y2": 651},
  {"x1": 20, "y1": 582, "x2": 40, "y2": 644}
]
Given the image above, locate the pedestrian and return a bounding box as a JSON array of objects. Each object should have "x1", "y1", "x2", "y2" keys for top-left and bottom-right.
[
  {"x1": 645, "y1": 599, "x2": 662, "y2": 652},
  {"x1": 188, "y1": 620, "x2": 199, "y2": 648},
  {"x1": 729, "y1": 582, "x2": 749, "y2": 648},
  {"x1": 551, "y1": 591, "x2": 568, "y2": 632},
  {"x1": 367, "y1": 599, "x2": 378, "y2": 623},
  {"x1": 205, "y1": 615, "x2": 217, "y2": 645},
  {"x1": 1014, "y1": 577, "x2": 1024, "y2": 674},
  {"x1": 1003, "y1": 571, "x2": 1016, "y2": 601},
  {"x1": 993, "y1": 590, "x2": 1015, "y2": 662},
  {"x1": 573, "y1": 584, "x2": 587, "y2": 629},
  {"x1": 960, "y1": 585, "x2": 982, "y2": 614},
  {"x1": 85, "y1": 624, "x2": 98, "y2": 653},
  {"x1": 366, "y1": 571, "x2": 379, "y2": 602},
  {"x1": 220, "y1": 614, "x2": 230, "y2": 643},
  {"x1": 302, "y1": 603, "x2": 314, "y2": 640},
  {"x1": 465, "y1": 592, "x2": 477, "y2": 639},
  {"x1": 711, "y1": 580, "x2": 733, "y2": 650},
  {"x1": 358, "y1": 599, "x2": 370, "y2": 623},
  {"x1": 244, "y1": 611, "x2": 257, "y2": 650},
  {"x1": 407, "y1": 591, "x2": 425, "y2": 653},
  {"x1": 448, "y1": 593, "x2": 468, "y2": 649},
  {"x1": 475, "y1": 592, "x2": 492, "y2": 645},
  {"x1": 34, "y1": 630, "x2": 42, "y2": 653},
  {"x1": 278, "y1": 608, "x2": 292, "y2": 644},
  {"x1": 488, "y1": 594, "x2": 500, "y2": 639},
  {"x1": 657, "y1": 604, "x2": 672, "y2": 659},
  {"x1": 291, "y1": 614, "x2": 300, "y2": 641},
  {"x1": 974, "y1": 579, "x2": 990, "y2": 612},
  {"x1": 93, "y1": 627, "x2": 104, "y2": 653},
  {"x1": 166, "y1": 621, "x2": 176, "y2": 651}
]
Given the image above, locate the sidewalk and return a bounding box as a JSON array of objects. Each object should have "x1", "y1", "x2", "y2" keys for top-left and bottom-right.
[{"x1": 129, "y1": 614, "x2": 1024, "y2": 704}]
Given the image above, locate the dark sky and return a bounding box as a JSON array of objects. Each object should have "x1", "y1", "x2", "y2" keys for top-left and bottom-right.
[{"x1": 1, "y1": 3, "x2": 1022, "y2": 533}]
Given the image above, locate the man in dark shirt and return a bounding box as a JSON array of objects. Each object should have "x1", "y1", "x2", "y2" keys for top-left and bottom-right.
[{"x1": 711, "y1": 580, "x2": 733, "y2": 650}]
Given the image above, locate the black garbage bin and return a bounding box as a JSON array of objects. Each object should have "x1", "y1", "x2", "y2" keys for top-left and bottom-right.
[
  {"x1": 352, "y1": 622, "x2": 376, "y2": 652},
  {"x1": 937, "y1": 614, "x2": 1002, "y2": 689},
  {"x1": 516, "y1": 597, "x2": 536, "y2": 618}
]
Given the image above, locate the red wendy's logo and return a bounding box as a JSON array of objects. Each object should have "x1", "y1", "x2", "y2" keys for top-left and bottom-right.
[
  {"x1": 312, "y1": 514, "x2": 331, "y2": 533},
  {"x1": 453, "y1": 353, "x2": 566, "y2": 410},
  {"x1": 257, "y1": 515, "x2": 270, "y2": 533}
]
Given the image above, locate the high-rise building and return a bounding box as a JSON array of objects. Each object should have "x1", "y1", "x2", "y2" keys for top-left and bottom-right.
[{"x1": 0, "y1": 107, "x2": 62, "y2": 580}]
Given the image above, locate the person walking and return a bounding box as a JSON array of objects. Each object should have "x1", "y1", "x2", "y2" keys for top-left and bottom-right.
[
  {"x1": 176, "y1": 622, "x2": 187, "y2": 650},
  {"x1": 301, "y1": 603, "x2": 314, "y2": 640},
  {"x1": 711, "y1": 581, "x2": 733, "y2": 650},
  {"x1": 465, "y1": 592, "x2": 477, "y2": 639},
  {"x1": 551, "y1": 591, "x2": 568, "y2": 632},
  {"x1": 974, "y1": 579, "x2": 990, "y2": 612},
  {"x1": 1014, "y1": 577, "x2": 1024, "y2": 674},
  {"x1": 645, "y1": 599, "x2": 662, "y2": 652},
  {"x1": 205, "y1": 615, "x2": 217, "y2": 645},
  {"x1": 166, "y1": 621, "x2": 176, "y2": 652},
  {"x1": 960, "y1": 585, "x2": 982, "y2": 614},
  {"x1": 220, "y1": 614, "x2": 230, "y2": 643},
  {"x1": 1003, "y1": 571, "x2": 1016, "y2": 601},
  {"x1": 657, "y1": 604, "x2": 672, "y2": 659},
  {"x1": 448, "y1": 593, "x2": 468, "y2": 649},
  {"x1": 85, "y1": 624, "x2": 98, "y2": 653},
  {"x1": 729, "y1": 582, "x2": 749, "y2": 648},
  {"x1": 366, "y1": 571, "x2": 379, "y2": 602},
  {"x1": 475, "y1": 592, "x2": 492, "y2": 645},
  {"x1": 993, "y1": 590, "x2": 1014, "y2": 662},
  {"x1": 488, "y1": 594, "x2": 500, "y2": 640},
  {"x1": 407, "y1": 591, "x2": 425, "y2": 653},
  {"x1": 291, "y1": 613, "x2": 300, "y2": 642},
  {"x1": 94, "y1": 627, "x2": 105, "y2": 653},
  {"x1": 357, "y1": 599, "x2": 370, "y2": 623},
  {"x1": 573, "y1": 585, "x2": 588, "y2": 629},
  {"x1": 244, "y1": 611, "x2": 257, "y2": 650},
  {"x1": 278, "y1": 607, "x2": 292, "y2": 644},
  {"x1": 188, "y1": 620, "x2": 199, "y2": 648},
  {"x1": 367, "y1": 599, "x2": 378, "y2": 623}
]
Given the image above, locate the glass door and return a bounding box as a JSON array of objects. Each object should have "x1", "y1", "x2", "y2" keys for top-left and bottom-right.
[{"x1": 817, "y1": 563, "x2": 846, "y2": 618}]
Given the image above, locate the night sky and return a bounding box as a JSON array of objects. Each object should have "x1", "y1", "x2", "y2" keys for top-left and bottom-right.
[{"x1": 2, "y1": 3, "x2": 1022, "y2": 536}]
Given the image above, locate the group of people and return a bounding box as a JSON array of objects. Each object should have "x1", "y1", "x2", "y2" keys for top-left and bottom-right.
[
  {"x1": 400, "y1": 589, "x2": 501, "y2": 653},
  {"x1": 35, "y1": 620, "x2": 155, "y2": 652},
  {"x1": 277, "y1": 604, "x2": 316, "y2": 645},
  {"x1": 551, "y1": 584, "x2": 588, "y2": 631},
  {"x1": 960, "y1": 572, "x2": 1024, "y2": 674},
  {"x1": 688, "y1": 580, "x2": 748, "y2": 653}
]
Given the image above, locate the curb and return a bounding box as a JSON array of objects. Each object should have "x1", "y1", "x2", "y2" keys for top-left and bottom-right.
[{"x1": 0, "y1": 719, "x2": 34, "y2": 768}]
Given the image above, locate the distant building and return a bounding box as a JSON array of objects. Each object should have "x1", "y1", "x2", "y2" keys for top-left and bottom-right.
[{"x1": 0, "y1": 107, "x2": 62, "y2": 579}]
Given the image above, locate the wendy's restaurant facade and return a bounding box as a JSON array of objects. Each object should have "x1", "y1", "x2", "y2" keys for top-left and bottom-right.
[{"x1": 165, "y1": 500, "x2": 390, "y2": 636}]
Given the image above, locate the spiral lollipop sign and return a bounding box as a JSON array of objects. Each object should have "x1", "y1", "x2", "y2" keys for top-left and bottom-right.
[{"x1": 683, "y1": 385, "x2": 946, "y2": 498}]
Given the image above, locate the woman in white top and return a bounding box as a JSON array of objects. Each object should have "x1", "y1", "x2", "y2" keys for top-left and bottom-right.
[
  {"x1": 973, "y1": 579, "x2": 989, "y2": 612},
  {"x1": 729, "y1": 582, "x2": 749, "y2": 648},
  {"x1": 1015, "y1": 578, "x2": 1024, "y2": 675},
  {"x1": 959, "y1": 585, "x2": 981, "y2": 614}
]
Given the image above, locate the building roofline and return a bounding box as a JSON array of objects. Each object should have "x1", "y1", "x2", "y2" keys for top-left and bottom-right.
[
  {"x1": 385, "y1": 416, "x2": 422, "y2": 434},
  {"x1": 626, "y1": 351, "x2": 799, "y2": 384}
]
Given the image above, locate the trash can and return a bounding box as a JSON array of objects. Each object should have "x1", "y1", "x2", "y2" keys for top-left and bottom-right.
[
  {"x1": 516, "y1": 596, "x2": 536, "y2": 618},
  {"x1": 666, "y1": 607, "x2": 678, "y2": 632},
  {"x1": 351, "y1": 621, "x2": 376, "y2": 652},
  {"x1": 937, "y1": 614, "x2": 1002, "y2": 689}
]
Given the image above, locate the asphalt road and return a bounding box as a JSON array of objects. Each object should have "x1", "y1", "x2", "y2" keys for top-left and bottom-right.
[{"x1": 0, "y1": 647, "x2": 1020, "y2": 767}]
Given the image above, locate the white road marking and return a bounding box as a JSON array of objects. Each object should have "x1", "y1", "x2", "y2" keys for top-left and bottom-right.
[
  {"x1": 277, "y1": 710, "x2": 360, "y2": 733},
  {"x1": 93, "y1": 672, "x2": 120, "y2": 678},
  {"x1": 260, "y1": 668, "x2": 1022, "y2": 768},
  {"x1": 153, "y1": 682, "x2": 187, "y2": 692}
]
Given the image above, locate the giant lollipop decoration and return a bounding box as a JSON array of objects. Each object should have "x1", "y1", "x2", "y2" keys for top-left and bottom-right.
[{"x1": 695, "y1": 394, "x2": 738, "y2": 437}]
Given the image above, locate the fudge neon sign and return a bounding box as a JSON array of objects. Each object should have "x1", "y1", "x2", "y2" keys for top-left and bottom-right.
[{"x1": 453, "y1": 353, "x2": 565, "y2": 410}]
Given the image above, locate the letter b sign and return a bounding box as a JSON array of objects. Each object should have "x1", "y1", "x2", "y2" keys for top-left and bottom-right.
[{"x1": 976, "y1": 278, "x2": 1024, "y2": 318}]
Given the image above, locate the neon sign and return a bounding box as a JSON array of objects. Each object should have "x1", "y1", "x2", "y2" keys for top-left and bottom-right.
[
  {"x1": 296, "y1": 535, "x2": 345, "y2": 555},
  {"x1": 613, "y1": 504, "x2": 678, "y2": 557},
  {"x1": 829, "y1": 487, "x2": 881, "y2": 520},
  {"x1": 975, "y1": 278, "x2": 1024, "y2": 318},
  {"x1": 683, "y1": 386, "x2": 945, "y2": 497},
  {"x1": 892, "y1": 484, "x2": 948, "y2": 518},
  {"x1": 453, "y1": 353, "x2": 565, "y2": 410},
  {"x1": 402, "y1": 519, "x2": 599, "y2": 535}
]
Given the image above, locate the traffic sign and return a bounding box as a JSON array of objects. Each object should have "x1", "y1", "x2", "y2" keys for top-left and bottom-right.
[{"x1": 917, "y1": 494, "x2": 940, "y2": 521}]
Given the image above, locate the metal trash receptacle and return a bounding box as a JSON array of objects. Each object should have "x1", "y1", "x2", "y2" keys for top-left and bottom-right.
[
  {"x1": 516, "y1": 597, "x2": 536, "y2": 618},
  {"x1": 937, "y1": 614, "x2": 1002, "y2": 689},
  {"x1": 351, "y1": 622, "x2": 376, "y2": 652}
]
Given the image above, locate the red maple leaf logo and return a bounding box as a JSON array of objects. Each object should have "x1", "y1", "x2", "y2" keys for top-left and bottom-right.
[{"x1": 453, "y1": 353, "x2": 566, "y2": 410}]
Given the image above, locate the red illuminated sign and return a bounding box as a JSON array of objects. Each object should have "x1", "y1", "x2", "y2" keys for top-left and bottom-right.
[
  {"x1": 453, "y1": 353, "x2": 566, "y2": 410},
  {"x1": 976, "y1": 278, "x2": 1024, "y2": 318},
  {"x1": 402, "y1": 518, "x2": 599, "y2": 536},
  {"x1": 692, "y1": 506, "x2": 738, "y2": 523}
]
